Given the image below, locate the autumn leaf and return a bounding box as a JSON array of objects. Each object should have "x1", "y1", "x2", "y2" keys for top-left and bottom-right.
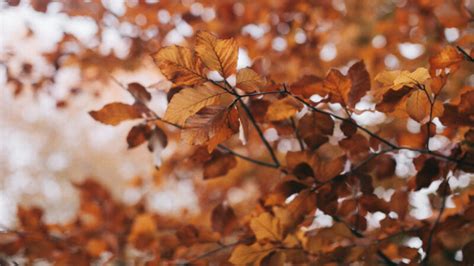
[
  {"x1": 152, "y1": 45, "x2": 206, "y2": 86},
  {"x1": 164, "y1": 84, "x2": 226, "y2": 126},
  {"x1": 182, "y1": 105, "x2": 239, "y2": 152},
  {"x1": 236, "y1": 67, "x2": 265, "y2": 92},
  {"x1": 290, "y1": 75, "x2": 324, "y2": 99},
  {"x1": 323, "y1": 69, "x2": 352, "y2": 105},
  {"x1": 203, "y1": 150, "x2": 237, "y2": 179},
  {"x1": 195, "y1": 31, "x2": 238, "y2": 78},
  {"x1": 211, "y1": 203, "x2": 237, "y2": 235},
  {"x1": 229, "y1": 243, "x2": 274, "y2": 265},
  {"x1": 127, "y1": 82, "x2": 151, "y2": 102},
  {"x1": 89, "y1": 102, "x2": 143, "y2": 125},
  {"x1": 415, "y1": 158, "x2": 440, "y2": 190},
  {"x1": 313, "y1": 155, "x2": 346, "y2": 183},
  {"x1": 348, "y1": 60, "x2": 370, "y2": 107},
  {"x1": 127, "y1": 123, "x2": 152, "y2": 148},
  {"x1": 406, "y1": 90, "x2": 431, "y2": 123},
  {"x1": 266, "y1": 96, "x2": 303, "y2": 121},
  {"x1": 374, "y1": 68, "x2": 430, "y2": 99},
  {"x1": 298, "y1": 112, "x2": 334, "y2": 150},
  {"x1": 429, "y1": 46, "x2": 463, "y2": 74},
  {"x1": 250, "y1": 212, "x2": 283, "y2": 242}
]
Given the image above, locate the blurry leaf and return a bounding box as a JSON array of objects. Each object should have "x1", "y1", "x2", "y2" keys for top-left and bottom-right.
[
  {"x1": 147, "y1": 126, "x2": 168, "y2": 167},
  {"x1": 128, "y1": 214, "x2": 157, "y2": 250},
  {"x1": 348, "y1": 60, "x2": 370, "y2": 107},
  {"x1": 290, "y1": 75, "x2": 324, "y2": 99},
  {"x1": 415, "y1": 158, "x2": 440, "y2": 190},
  {"x1": 340, "y1": 119, "x2": 357, "y2": 137},
  {"x1": 430, "y1": 74, "x2": 447, "y2": 95},
  {"x1": 211, "y1": 203, "x2": 237, "y2": 235},
  {"x1": 266, "y1": 97, "x2": 303, "y2": 121},
  {"x1": 203, "y1": 150, "x2": 237, "y2": 179},
  {"x1": 375, "y1": 86, "x2": 412, "y2": 113},
  {"x1": 265, "y1": 180, "x2": 308, "y2": 206},
  {"x1": 127, "y1": 123, "x2": 152, "y2": 149},
  {"x1": 152, "y1": 45, "x2": 206, "y2": 86},
  {"x1": 164, "y1": 84, "x2": 225, "y2": 126},
  {"x1": 127, "y1": 82, "x2": 151, "y2": 102},
  {"x1": 236, "y1": 68, "x2": 265, "y2": 92},
  {"x1": 195, "y1": 31, "x2": 238, "y2": 78},
  {"x1": 314, "y1": 155, "x2": 345, "y2": 183},
  {"x1": 250, "y1": 212, "x2": 283, "y2": 241},
  {"x1": 459, "y1": 90, "x2": 474, "y2": 115},
  {"x1": 229, "y1": 243, "x2": 273, "y2": 265},
  {"x1": 182, "y1": 105, "x2": 239, "y2": 152},
  {"x1": 89, "y1": 102, "x2": 143, "y2": 126},
  {"x1": 462, "y1": 240, "x2": 474, "y2": 265},
  {"x1": 429, "y1": 46, "x2": 463, "y2": 74},
  {"x1": 390, "y1": 190, "x2": 409, "y2": 219},
  {"x1": 298, "y1": 112, "x2": 334, "y2": 150}
]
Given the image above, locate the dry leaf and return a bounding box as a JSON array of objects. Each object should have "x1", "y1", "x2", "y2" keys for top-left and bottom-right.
[
  {"x1": 89, "y1": 102, "x2": 143, "y2": 126},
  {"x1": 195, "y1": 31, "x2": 238, "y2": 78},
  {"x1": 236, "y1": 68, "x2": 265, "y2": 92}
]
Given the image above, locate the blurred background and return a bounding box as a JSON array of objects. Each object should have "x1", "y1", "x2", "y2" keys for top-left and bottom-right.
[{"x1": 0, "y1": 0, "x2": 472, "y2": 235}]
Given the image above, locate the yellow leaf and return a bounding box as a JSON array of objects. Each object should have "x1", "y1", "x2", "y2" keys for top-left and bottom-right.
[
  {"x1": 89, "y1": 102, "x2": 143, "y2": 126},
  {"x1": 250, "y1": 212, "x2": 283, "y2": 242},
  {"x1": 164, "y1": 84, "x2": 226, "y2": 126},
  {"x1": 181, "y1": 105, "x2": 239, "y2": 152},
  {"x1": 236, "y1": 68, "x2": 265, "y2": 92},
  {"x1": 195, "y1": 31, "x2": 238, "y2": 78},
  {"x1": 375, "y1": 68, "x2": 429, "y2": 93},
  {"x1": 152, "y1": 45, "x2": 206, "y2": 86},
  {"x1": 229, "y1": 243, "x2": 273, "y2": 265},
  {"x1": 406, "y1": 90, "x2": 431, "y2": 123},
  {"x1": 266, "y1": 97, "x2": 303, "y2": 121}
]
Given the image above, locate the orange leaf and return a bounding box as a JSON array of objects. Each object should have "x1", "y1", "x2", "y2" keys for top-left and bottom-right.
[
  {"x1": 323, "y1": 69, "x2": 352, "y2": 105},
  {"x1": 152, "y1": 45, "x2": 206, "y2": 86},
  {"x1": 89, "y1": 102, "x2": 143, "y2": 126},
  {"x1": 203, "y1": 151, "x2": 237, "y2": 179},
  {"x1": 195, "y1": 31, "x2": 238, "y2": 78},
  {"x1": 236, "y1": 67, "x2": 265, "y2": 92},
  {"x1": 266, "y1": 96, "x2": 303, "y2": 121}
]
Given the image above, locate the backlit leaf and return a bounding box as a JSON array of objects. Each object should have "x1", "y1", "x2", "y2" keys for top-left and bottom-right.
[
  {"x1": 250, "y1": 212, "x2": 283, "y2": 242},
  {"x1": 152, "y1": 45, "x2": 206, "y2": 86},
  {"x1": 195, "y1": 31, "x2": 238, "y2": 78},
  {"x1": 236, "y1": 67, "x2": 265, "y2": 92},
  {"x1": 164, "y1": 84, "x2": 225, "y2": 126},
  {"x1": 229, "y1": 243, "x2": 273, "y2": 265},
  {"x1": 348, "y1": 60, "x2": 370, "y2": 107},
  {"x1": 266, "y1": 97, "x2": 303, "y2": 121},
  {"x1": 89, "y1": 102, "x2": 143, "y2": 126}
]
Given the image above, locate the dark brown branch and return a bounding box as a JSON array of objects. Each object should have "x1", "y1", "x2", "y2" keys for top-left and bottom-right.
[
  {"x1": 422, "y1": 177, "x2": 450, "y2": 265},
  {"x1": 289, "y1": 117, "x2": 305, "y2": 151},
  {"x1": 237, "y1": 98, "x2": 281, "y2": 167},
  {"x1": 456, "y1": 46, "x2": 474, "y2": 62}
]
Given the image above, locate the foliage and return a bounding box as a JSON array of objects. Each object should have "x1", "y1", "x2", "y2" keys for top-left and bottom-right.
[{"x1": 1, "y1": 0, "x2": 474, "y2": 265}]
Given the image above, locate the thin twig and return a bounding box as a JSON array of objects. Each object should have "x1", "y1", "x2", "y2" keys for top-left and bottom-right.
[
  {"x1": 456, "y1": 46, "x2": 474, "y2": 62},
  {"x1": 237, "y1": 98, "x2": 281, "y2": 168},
  {"x1": 422, "y1": 177, "x2": 450, "y2": 265},
  {"x1": 289, "y1": 117, "x2": 305, "y2": 151}
]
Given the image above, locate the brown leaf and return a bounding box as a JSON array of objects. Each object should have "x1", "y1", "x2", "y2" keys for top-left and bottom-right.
[
  {"x1": 375, "y1": 86, "x2": 412, "y2": 113},
  {"x1": 236, "y1": 68, "x2": 265, "y2": 92},
  {"x1": 127, "y1": 82, "x2": 151, "y2": 102},
  {"x1": 127, "y1": 124, "x2": 152, "y2": 149},
  {"x1": 266, "y1": 97, "x2": 303, "y2": 121},
  {"x1": 211, "y1": 203, "x2": 237, "y2": 235},
  {"x1": 415, "y1": 158, "x2": 440, "y2": 190},
  {"x1": 314, "y1": 155, "x2": 346, "y2": 183},
  {"x1": 203, "y1": 150, "x2": 237, "y2": 179},
  {"x1": 390, "y1": 190, "x2": 409, "y2": 219},
  {"x1": 164, "y1": 84, "x2": 225, "y2": 126},
  {"x1": 459, "y1": 90, "x2": 474, "y2": 115},
  {"x1": 250, "y1": 212, "x2": 283, "y2": 241},
  {"x1": 298, "y1": 112, "x2": 334, "y2": 150},
  {"x1": 152, "y1": 45, "x2": 206, "y2": 86},
  {"x1": 195, "y1": 31, "x2": 238, "y2": 78},
  {"x1": 147, "y1": 126, "x2": 168, "y2": 167},
  {"x1": 323, "y1": 69, "x2": 352, "y2": 105},
  {"x1": 229, "y1": 243, "x2": 274, "y2": 265},
  {"x1": 348, "y1": 60, "x2": 370, "y2": 107},
  {"x1": 429, "y1": 46, "x2": 463, "y2": 74},
  {"x1": 89, "y1": 102, "x2": 143, "y2": 126},
  {"x1": 290, "y1": 75, "x2": 324, "y2": 99},
  {"x1": 406, "y1": 90, "x2": 431, "y2": 123},
  {"x1": 182, "y1": 105, "x2": 239, "y2": 152}
]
